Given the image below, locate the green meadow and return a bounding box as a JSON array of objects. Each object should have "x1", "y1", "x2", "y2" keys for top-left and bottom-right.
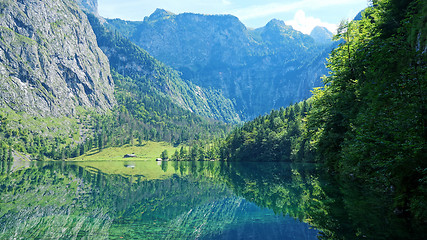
[
  {"x1": 68, "y1": 141, "x2": 181, "y2": 179},
  {"x1": 70, "y1": 141, "x2": 179, "y2": 161}
]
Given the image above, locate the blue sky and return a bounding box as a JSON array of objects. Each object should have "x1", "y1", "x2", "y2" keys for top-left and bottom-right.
[{"x1": 98, "y1": 0, "x2": 369, "y2": 34}]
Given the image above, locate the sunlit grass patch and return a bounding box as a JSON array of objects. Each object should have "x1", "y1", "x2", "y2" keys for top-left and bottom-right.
[{"x1": 70, "y1": 141, "x2": 179, "y2": 161}]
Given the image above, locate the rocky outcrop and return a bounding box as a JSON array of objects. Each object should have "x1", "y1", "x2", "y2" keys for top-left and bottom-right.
[
  {"x1": 0, "y1": 0, "x2": 115, "y2": 117},
  {"x1": 76, "y1": 0, "x2": 98, "y2": 15},
  {"x1": 128, "y1": 9, "x2": 257, "y2": 72},
  {"x1": 108, "y1": 10, "x2": 334, "y2": 120},
  {"x1": 310, "y1": 26, "x2": 333, "y2": 45}
]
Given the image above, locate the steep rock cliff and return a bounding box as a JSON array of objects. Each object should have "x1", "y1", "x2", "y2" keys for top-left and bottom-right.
[{"x1": 0, "y1": 0, "x2": 115, "y2": 117}]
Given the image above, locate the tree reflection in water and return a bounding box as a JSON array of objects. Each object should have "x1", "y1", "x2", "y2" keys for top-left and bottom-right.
[{"x1": 0, "y1": 160, "x2": 425, "y2": 239}]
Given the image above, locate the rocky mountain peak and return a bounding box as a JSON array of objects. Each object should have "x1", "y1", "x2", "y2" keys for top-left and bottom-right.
[
  {"x1": 260, "y1": 19, "x2": 296, "y2": 38},
  {"x1": 256, "y1": 18, "x2": 311, "y2": 48},
  {"x1": 265, "y1": 19, "x2": 288, "y2": 29},
  {"x1": 146, "y1": 8, "x2": 176, "y2": 22},
  {"x1": 310, "y1": 26, "x2": 333, "y2": 44},
  {"x1": 76, "y1": 0, "x2": 98, "y2": 15}
]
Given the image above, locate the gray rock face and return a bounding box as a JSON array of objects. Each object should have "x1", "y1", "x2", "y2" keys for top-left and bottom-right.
[
  {"x1": 310, "y1": 26, "x2": 333, "y2": 45},
  {"x1": 108, "y1": 10, "x2": 334, "y2": 120},
  {"x1": 0, "y1": 0, "x2": 115, "y2": 117},
  {"x1": 76, "y1": 0, "x2": 98, "y2": 15},
  {"x1": 134, "y1": 11, "x2": 257, "y2": 72}
]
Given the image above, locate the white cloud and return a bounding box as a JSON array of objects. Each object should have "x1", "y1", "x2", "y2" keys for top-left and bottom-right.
[
  {"x1": 231, "y1": 0, "x2": 364, "y2": 21},
  {"x1": 285, "y1": 10, "x2": 337, "y2": 34}
]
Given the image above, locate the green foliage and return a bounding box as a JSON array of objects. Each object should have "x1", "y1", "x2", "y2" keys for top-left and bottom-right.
[
  {"x1": 160, "y1": 149, "x2": 168, "y2": 160},
  {"x1": 221, "y1": 101, "x2": 314, "y2": 162},
  {"x1": 307, "y1": 0, "x2": 427, "y2": 221},
  {"x1": 167, "y1": 139, "x2": 222, "y2": 161},
  {"x1": 0, "y1": 109, "x2": 90, "y2": 161},
  {"x1": 218, "y1": 0, "x2": 426, "y2": 223},
  {"x1": 106, "y1": 71, "x2": 231, "y2": 145}
]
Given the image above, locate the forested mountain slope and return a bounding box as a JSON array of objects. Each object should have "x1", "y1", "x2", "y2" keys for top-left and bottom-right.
[
  {"x1": 107, "y1": 10, "x2": 334, "y2": 120},
  {"x1": 88, "y1": 14, "x2": 240, "y2": 123},
  {"x1": 222, "y1": 0, "x2": 426, "y2": 223},
  {"x1": 221, "y1": 101, "x2": 312, "y2": 162},
  {"x1": 76, "y1": 14, "x2": 237, "y2": 147},
  {"x1": 307, "y1": 0, "x2": 426, "y2": 220}
]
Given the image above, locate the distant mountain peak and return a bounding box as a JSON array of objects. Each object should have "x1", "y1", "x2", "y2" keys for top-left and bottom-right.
[
  {"x1": 146, "y1": 8, "x2": 176, "y2": 21},
  {"x1": 266, "y1": 19, "x2": 288, "y2": 28},
  {"x1": 310, "y1": 26, "x2": 331, "y2": 35},
  {"x1": 310, "y1": 26, "x2": 333, "y2": 44},
  {"x1": 76, "y1": 0, "x2": 98, "y2": 15},
  {"x1": 261, "y1": 19, "x2": 295, "y2": 34}
]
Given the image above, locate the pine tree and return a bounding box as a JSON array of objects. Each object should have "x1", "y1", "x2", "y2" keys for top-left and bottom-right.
[{"x1": 160, "y1": 150, "x2": 168, "y2": 160}]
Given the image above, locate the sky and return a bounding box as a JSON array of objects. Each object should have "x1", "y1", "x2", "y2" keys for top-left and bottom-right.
[{"x1": 98, "y1": 0, "x2": 369, "y2": 34}]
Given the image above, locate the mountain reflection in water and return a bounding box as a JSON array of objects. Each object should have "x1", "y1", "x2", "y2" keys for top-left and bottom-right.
[{"x1": 0, "y1": 160, "x2": 424, "y2": 239}]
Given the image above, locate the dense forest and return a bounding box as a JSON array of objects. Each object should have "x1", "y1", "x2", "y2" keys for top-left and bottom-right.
[
  {"x1": 221, "y1": 101, "x2": 313, "y2": 162},
  {"x1": 223, "y1": 0, "x2": 426, "y2": 222},
  {"x1": 307, "y1": 0, "x2": 426, "y2": 221}
]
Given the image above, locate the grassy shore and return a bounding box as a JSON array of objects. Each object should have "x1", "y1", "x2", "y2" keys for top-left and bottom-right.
[
  {"x1": 68, "y1": 141, "x2": 182, "y2": 180},
  {"x1": 70, "y1": 141, "x2": 180, "y2": 161}
]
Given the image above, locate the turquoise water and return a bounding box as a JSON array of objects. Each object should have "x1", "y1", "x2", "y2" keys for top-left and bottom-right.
[{"x1": 0, "y1": 160, "x2": 424, "y2": 239}]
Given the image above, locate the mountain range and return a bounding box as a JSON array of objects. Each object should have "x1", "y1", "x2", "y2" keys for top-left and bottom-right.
[
  {"x1": 0, "y1": 0, "x2": 334, "y2": 124},
  {"x1": 107, "y1": 8, "x2": 334, "y2": 119}
]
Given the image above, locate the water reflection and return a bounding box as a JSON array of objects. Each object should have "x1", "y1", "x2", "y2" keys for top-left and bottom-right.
[{"x1": 0, "y1": 160, "x2": 424, "y2": 239}]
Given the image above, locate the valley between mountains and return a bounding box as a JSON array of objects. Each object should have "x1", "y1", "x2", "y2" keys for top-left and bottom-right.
[
  {"x1": 0, "y1": 0, "x2": 333, "y2": 160},
  {"x1": 0, "y1": 0, "x2": 426, "y2": 238}
]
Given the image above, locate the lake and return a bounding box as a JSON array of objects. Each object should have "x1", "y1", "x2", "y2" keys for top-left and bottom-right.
[{"x1": 0, "y1": 160, "x2": 424, "y2": 239}]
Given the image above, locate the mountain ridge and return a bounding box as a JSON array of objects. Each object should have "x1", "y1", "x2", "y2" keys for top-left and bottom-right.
[
  {"x1": 88, "y1": 13, "x2": 241, "y2": 123},
  {"x1": 107, "y1": 9, "x2": 334, "y2": 120},
  {"x1": 310, "y1": 26, "x2": 333, "y2": 45}
]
